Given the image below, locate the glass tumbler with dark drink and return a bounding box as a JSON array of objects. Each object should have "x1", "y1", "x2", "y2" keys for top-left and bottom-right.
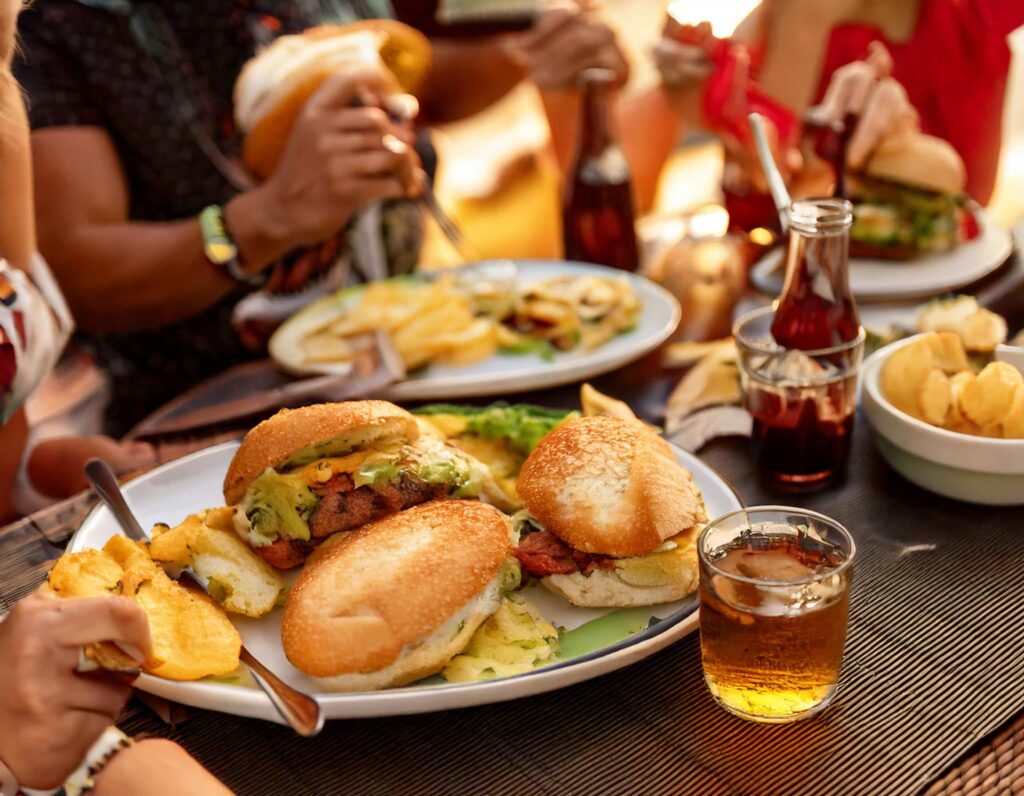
[
  {"x1": 699, "y1": 506, "x2": 855, "y2": 723},
  {"x1": 735, "y1": 305, "x2": 865, "y2": 489},
  {"x1": 735, "y1": 197, "x2": 864, "y2": 489},
  {"x1": 562, "y1": 68, "x2": 640, "y2": 272}
]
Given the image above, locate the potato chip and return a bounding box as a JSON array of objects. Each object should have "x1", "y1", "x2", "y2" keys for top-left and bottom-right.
[
  {"x1": 580, "y1": 383, "x2": 638, "y2": 421},
  {"x1": 135, "y1": 574, "x2": 241, "y2": 681},
  {"x1": 1001, "y1": 384, "x2": 1024, "y2": 439},
  {"x1": 880, "y1": 339, "x2": 934, "y2": 419},
  {"x1": 46, "y1": 544, "x2": 241, "y2": 679},
  {"x1": 959, "y1": 361, "x2": 1023, "y2": 428},
  {"x1": 959, "y1": 308, "x2": 1008, "y2": 352},
  {"x1": 103, "y1": 536, "x2": 161, "y2": 596},
  {"x1": 918, "y1": 369, "x2": 951, "y2": 426},
  {"x1": 48, "y1": 549, "x2": 123, "y2": 597},
  {"x1": 946, "y1": 371, "x2": 975, "y2": 427},
  {"x1": 923, "y1": 332, "x2": 969, "y2": 375},
  {"x1": 202, "y1": 506, "x2": 237, "y2": 532}
]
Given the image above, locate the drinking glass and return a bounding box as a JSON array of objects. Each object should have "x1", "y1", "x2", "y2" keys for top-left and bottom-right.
[
  {"x1": 734, "y1": 306, "x2": 865, "y2": 490},
  {"x1": 698, "y1": 506, "x2": 855, "y2": 723}
]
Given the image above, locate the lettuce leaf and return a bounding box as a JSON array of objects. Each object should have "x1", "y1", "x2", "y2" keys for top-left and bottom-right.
[{"x1": 414, "y1": 402, "x2": 577, "y2": 454}]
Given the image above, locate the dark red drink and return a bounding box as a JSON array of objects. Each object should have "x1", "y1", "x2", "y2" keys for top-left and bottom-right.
[
  {"x1": 770, "y1": 198, "x2": 860, "y2": 351},
  {"x1": 746, "y1": 383, "x2": 855, "y2": 488},
  {"x1": 562, "y1": 68, "x2": 640, "y2": 272}
]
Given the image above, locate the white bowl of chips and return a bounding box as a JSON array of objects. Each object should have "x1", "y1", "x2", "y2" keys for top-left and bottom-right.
[{"x1": 862, "y1": 334, "x2": 1024, "y2": 505}]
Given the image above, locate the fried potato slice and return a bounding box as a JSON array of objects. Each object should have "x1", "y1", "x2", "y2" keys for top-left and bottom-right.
[
  {"x1": 47, "y1": 544, "x2": 240, "y2": 679},
  {"x1": 959, "y1": 361, "x2": 1023, "y2": 428},
  {"x1": 151, "y1": 510, "x2": 286, "y2": 618},
  {"x1": 1000, "y1": 384, "x2": 1024, "y2": 439},
  {"x1": 923, "y1": 332, "x2": 969, "y2": 375},
  {"x1": 135, "y1": 575, "x2": 241, "y2": 681},
  {"x1": 959, "y1": 308, "x2": 1008, "y2": 353},
  {"x1": 580, "y1": 383, "x2": 639, "y2": 422},
  {"x1": 48, "y1": 549, "x2": 123, "y2": 597},
  {"x1": 918, "y1": 369, "x2": 951, "y2": 426},
  {"x1": 946, "y1": 371, "x2": 975, "y2": 427},
  {"x1": 880, "y1": 339, "x2": 933, "y2": 419},
  {"x1": 104, "y1": 536, "x2": 161, "y2": 596},
  {"x1": 432, "y1": 318, "x2": 498, "y2": 366}
]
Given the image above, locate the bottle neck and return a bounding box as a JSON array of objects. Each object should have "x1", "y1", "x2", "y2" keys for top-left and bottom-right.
[{"x1": 576, "y1": 75, "x2": 615, "y2": 157}]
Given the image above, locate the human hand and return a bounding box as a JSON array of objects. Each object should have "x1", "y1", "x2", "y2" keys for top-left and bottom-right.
[
  {"x1": 28, "y1": 436, "x2": 156, "y2": 500},
  {"x1": 816, "y1": 42, "x2": 918, "y2": 168},
  {"x1": 0, "y1": 592, "x2": 150, "y2": 789},
  {"x1": 256, "y1": 67, "x2": 421, "y2": 250},
  {"x1": 654, "y1": 20, "x2": 713, "y2": 89},
  {"x1": 504, "y1": 0, "x2": 629, "y2": 91}
]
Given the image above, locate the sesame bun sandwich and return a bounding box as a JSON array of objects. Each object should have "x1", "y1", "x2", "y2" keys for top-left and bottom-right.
[
  {"x1": 281, "y1": 500, "x2": 516, "y2": 691},
  {"x1": 234, "y1": 21, "x2": 432, "y2": 179},
  {"x1": 512, "y1": 416, "x2": 708, "y2": 608},
  {"x1": 224, "y1": 401, "x2": 511, "y2": 570},
  {"x1": 848, "y1": 131, "x2": 968, "y2": 260}
]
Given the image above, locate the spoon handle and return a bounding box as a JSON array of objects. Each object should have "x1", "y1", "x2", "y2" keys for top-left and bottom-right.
[
  {"x1": 84, "y1": 459, "x2": 148, "y2": 542},
  {"x1": 85, "y1": 458, "x2": 324, "y2": 736},
  {"x1": 240, "y1": 647, "x2": 324, "y2": 737}
]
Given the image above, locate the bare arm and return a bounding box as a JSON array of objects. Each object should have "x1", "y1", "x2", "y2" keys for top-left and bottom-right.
[
  {"x1": 94, "y1": 739, "x2": 232, "y2": 796},
  {"x1": 417, "y1": 39, "x2": 526, "y2": 124},
  {"x1": 0, "y1": 1, "x2": 35, "y2": 521},
  {"x1": 748, "y1": 0, "x2": 856, "y2": 114},
  {"x1": 31, "y1": 127, "x2": 293, "y2": 335}
]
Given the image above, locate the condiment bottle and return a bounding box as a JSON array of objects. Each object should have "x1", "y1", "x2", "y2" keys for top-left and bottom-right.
[
  {"x1": 561, "y1": 68, "x2": 640, "y2": 272},
  {"x1": 770, "y1": 198, "x2": 860, "y2": 350}
]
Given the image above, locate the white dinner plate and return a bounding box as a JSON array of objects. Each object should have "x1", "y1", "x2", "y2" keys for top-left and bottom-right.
[
  {"x1": 69, "y1": 439, "x2": 740, "y2": 723},
  {"x1": 750, "y1": 208, "x2": 1013, "y2": 301},
  {"x1": 273, "y1": 260, "x2": 681, "y2": 402}
]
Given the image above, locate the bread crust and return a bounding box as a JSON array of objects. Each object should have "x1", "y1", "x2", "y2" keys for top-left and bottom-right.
[
  {"x1": 517, "y1": 416, "x2": 705, "y2": 558},
  {"x1": 865, "y1": 132, "x2": 966, "y2": 195},
  {"x1": 235, "y1": 21, "x2": 431, "y2": 179},
  {"x1": 280, "y1": 500, "x2": 512, "y2": 678},
  {"x1": 223, "y1": 401, "x2": 418, "y2": 504}
]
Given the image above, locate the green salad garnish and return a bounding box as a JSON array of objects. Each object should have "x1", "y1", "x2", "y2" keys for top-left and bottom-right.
[{"x1": 414, "y1": 402, "x2": 577, "y2": 454}]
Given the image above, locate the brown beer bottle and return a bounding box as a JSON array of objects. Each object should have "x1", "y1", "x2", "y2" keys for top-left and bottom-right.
[{"x1": 562, "y1": 68, "x2": 640, "y2": 271}]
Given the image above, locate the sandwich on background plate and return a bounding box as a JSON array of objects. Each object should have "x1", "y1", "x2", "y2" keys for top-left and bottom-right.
[
  {"x1": 512, "y1": 415, "x2": 708, "y2": 607},
  {"x1": 234, "y1": 21, "x2": 432, "y2": 180},
  {"x1": 224, "y1": 400, "x2": 511, "y2": 569},
  {"x1": 281, "y1": 500, "x2": 516, "y2": 691},
  {"x1": 848, "y1": 131, "x2": 969, "y2": 260}
]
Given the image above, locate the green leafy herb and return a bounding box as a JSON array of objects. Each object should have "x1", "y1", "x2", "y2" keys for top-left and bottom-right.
[
  {"x1": 498, "y1": 336, "x2": 557, "y2": 361},
  {"x1": 414, "y1": 402, "x2": 576, "y2": 454}
]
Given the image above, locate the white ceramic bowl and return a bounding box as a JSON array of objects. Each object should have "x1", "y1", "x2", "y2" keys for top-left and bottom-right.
[{"x1": 862, "y1": 335, "x2": 1024, "y2": 505}]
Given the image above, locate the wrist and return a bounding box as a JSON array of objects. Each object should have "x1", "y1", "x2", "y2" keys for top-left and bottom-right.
[{"x1": 224, "y1": 185, "x2": 298, "y2": 271}]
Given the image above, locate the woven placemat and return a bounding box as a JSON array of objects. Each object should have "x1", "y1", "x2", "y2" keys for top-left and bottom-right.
[
  {"x1": 926, "y1": 713, "x2": 1024, "y2": 795},
  {"x1": 4, "y1": 417, "x2": 1023, "y2": 795}
]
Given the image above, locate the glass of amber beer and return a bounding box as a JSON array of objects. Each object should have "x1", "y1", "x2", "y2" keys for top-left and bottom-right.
[{"x1": 698, "y1": 506, "x2": 854, "y2": 723}]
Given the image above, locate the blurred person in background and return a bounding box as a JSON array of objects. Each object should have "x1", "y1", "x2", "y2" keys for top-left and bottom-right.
[
  {"x1": 0, "y1": 0, "x2": 154, "y2": 522},
  {"x1": 15, "y1": 0, "x2": 627, "y2": 436},
  {"x1": 2, "y1": 5, "x2": 230, "y2": 794},
  {"x1": 629, "y1": 0, "x2": 1024, "y2": 212}
]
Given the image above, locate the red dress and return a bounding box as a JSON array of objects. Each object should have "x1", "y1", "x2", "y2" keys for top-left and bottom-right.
[{"x1": 815, "y1": 0, "x2": 1024, "y2": 204}]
